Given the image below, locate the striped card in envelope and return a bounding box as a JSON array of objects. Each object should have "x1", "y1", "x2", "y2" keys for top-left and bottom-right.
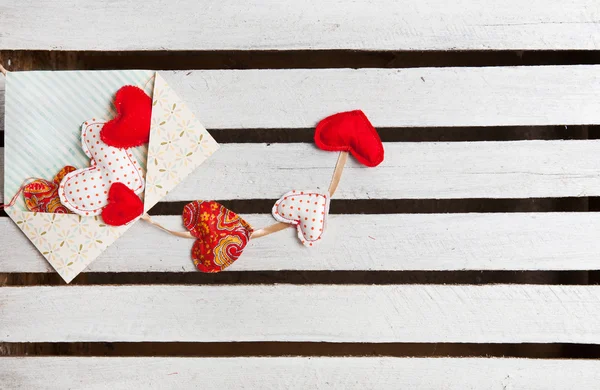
[{"x1": 3, "y1": 71, "x2": 219, "y2": 282}]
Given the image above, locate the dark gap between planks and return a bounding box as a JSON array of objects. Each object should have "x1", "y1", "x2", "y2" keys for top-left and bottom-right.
[
  {"x1": 0, "y1": 270, "x2": 592, "y2": 286},
  {"x1": 211, "y1": 125, "x2": 598, "y2": 143},
  {"x1": 0, "y1": 197, "x2": 595, "y2": 218},
  {"x1": 1, "y1": 342, "x2": 599, "y2": 359},
  {"x1": 1, "y1": 50, "x2": 600, "y2": 70},
  {"x1": 1, "y1": 126, "x2": 597, "y2": 147},
  {"x1": 0, "y1": 197, "x2": 596, "y2": 218},
  {"x1": 151, "y1": 197, "x2": 595, "y2": 215}
]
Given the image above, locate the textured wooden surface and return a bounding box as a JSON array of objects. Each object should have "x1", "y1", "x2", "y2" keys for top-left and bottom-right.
[
  {"x1": 152, "y1": 140, "x2": 600, "y2": 200},
  {"x1": 3, "y1": 67, "x2": 600, "y2": 130},
  {"x1": 3, "y1": 285, "x2": 600, "y2": 343},
  {"x1": 1, "y1": 0, "x2": 599, "y2": 50},
  {"x1": 4, "y1": 213, "x2": 600, "y2": 272},
  {"x1": 2, "y1": 1, "x2": 600, "y2": 384},
  {"x1": 3, "y1": 357, "x2": 600, "y2": 389},
  {"x1": 4, "y1": 140, "x2": 600, "y2": 202}
]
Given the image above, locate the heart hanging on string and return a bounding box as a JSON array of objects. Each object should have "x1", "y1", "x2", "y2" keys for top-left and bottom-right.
[
  {"x1": 183, "y1": 200, "x2": 253, "y2": 273},
  {"x1": 272, "y1": 190, "x2": 329, "y2": 247},
  {"x1": 101, "y1": 182, "x2": 144, "y2": 226},
  {"x1": 314, "y1": 110, "x2": 384, "y2": 167}
]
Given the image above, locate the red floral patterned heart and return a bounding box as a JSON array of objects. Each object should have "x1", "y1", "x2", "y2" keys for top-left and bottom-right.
[
  {"x1": 183, "y1": 200, "x2": 253, "y2": 273},
  {"x1": 100, "y1": 85, "x2": 152, "y2": 148},
  {"x1": 101, "y1": 182, "x2": 144, "y2": 226},
  {"x1": 314, "y1": 110, "x2": 384, "y2": 167},
  {"x1": 23, "y1": 166, "x2": 76, "y2": 213}
]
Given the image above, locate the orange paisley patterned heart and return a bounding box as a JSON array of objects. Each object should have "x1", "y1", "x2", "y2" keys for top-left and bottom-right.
[{"x1": 23, "y1": 166, "x2": 76, "y2": 213}]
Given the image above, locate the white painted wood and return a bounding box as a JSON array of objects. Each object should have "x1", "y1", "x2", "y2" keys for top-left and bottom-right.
[
  {"x1": 4, "y1": 140, "x2": 600, "y2": 202},
  {"x1": 165, "y1": 67, "x2": 600, "y2": 128},
  {"x1": 3, "y1": 357, "x2": 600, "y2": 390},
  {"x1": 0, "y1": 76, "x2": 4, "y2": 137},
  {"x1": 166, "y1": 141, "x2": 600, "y2": 200},
  {"x1": 0, "y1": 145, "x2": 4, "y2": 203},
  {"x1": 3, "y1": 213, "x2": 600, "y2": 273},
  {"x1": 3, "y1": 67, "x2": 600, "y2": 129},
  {"x1": 2, "y1": 285, "x2": 600, "y2": 343},
  {"x1": 1, "y1": 0, "x2": 599, "y2": 50}
]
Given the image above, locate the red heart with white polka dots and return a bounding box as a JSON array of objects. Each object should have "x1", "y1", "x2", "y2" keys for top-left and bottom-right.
[{"x1": 272, "y1": 190, "x2": 329, "y2": 247}]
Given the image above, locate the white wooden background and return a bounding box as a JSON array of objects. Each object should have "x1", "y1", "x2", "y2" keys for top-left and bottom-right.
[
  {"x1": 1, "y1": 0, "x2": 599, "y2": 50},
  {"x1": 2, "y1": 358, "x2": 600, "y2": 389},
  {"x1": 2, "y1": 0, "x2": 600, "y2": 388},
  {"x1": 3, "y1": 285, "x2": 600, "y2": 343}
]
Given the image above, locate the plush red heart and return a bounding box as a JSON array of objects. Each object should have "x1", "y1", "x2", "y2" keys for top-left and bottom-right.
[
  {"x1": 101, "y1": 182, "x2": 144, "y2": 226},
  {"x1": 100, "y1": 85, "x2": 152, "y2": 148},
  {"x1": 314, "y1": 110, "x2": 384, "y2": 167}
]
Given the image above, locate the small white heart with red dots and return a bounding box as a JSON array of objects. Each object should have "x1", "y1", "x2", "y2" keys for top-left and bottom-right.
[
  {"x1": 272, "y1": 189, "x2": 329, "y2": 247},
  {"x1": 58, "y1": 119, "x2": 145, "y2": 216}
]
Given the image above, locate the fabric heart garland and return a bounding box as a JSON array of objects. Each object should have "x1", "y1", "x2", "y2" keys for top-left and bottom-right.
[
  {"x1": 266, "y1": 110, "x2": 383, "y2": 247},
  {"x1": 140, "y1": 109, "x2": 384, "y2": 272},
  {"x1": 0, "y1": 61, "x2": 385, "y2": 272},
  {"x1": 0, "y1": 62, "x2": 383, "y2": 271}
]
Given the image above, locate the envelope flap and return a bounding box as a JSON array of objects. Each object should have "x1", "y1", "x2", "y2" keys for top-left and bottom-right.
[
  {"x1": 144, "y1": 73, "x2": 219, "y2": 212},
  {"x1": 6, "y1": 208, "x2": 132, "y2": 283}
]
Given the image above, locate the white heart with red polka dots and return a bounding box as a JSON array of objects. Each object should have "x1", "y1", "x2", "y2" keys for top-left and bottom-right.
[
  {"x1": 272, "y1": 189, "x2": 329, "y2": 247},
  {"x1": 58, "y1": 119, "x2": 145, "y2": 216}
]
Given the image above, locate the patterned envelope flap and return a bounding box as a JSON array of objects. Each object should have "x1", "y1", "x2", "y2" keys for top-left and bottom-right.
[
  {"x1": 5, "y1": 210, "x2": 133, "y2": 281},
  {"x1": 144, "y1": 73, "x2": 219, "y2": 211},
  {"x1": 4, "y1": 71, "x2": 219, "y2": 282}
]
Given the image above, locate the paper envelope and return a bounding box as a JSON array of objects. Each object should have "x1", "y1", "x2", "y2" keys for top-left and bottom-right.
[{"x1": 3, "y1": 71, "x2": 219, "y2": 282}]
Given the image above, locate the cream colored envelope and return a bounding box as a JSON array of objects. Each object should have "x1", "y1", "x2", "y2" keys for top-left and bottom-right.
[{"x1": 3, "y1": 71, "x2": 219, "y2": 282}]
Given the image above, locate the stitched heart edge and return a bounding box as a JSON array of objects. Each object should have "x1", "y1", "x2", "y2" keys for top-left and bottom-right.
[
  {"x1": 314, "y1": 109, "x2": 384, "y2": 167},
  {"x1": 272, "y1": 189, "x2": 330, "y2": 247}
]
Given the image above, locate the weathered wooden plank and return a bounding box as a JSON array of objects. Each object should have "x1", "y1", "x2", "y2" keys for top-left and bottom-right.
[
  {"x1": 3, "y1": 140, "x2": 600, "y2": 202},
  {"x1": 0, "y1": 76, "x2": 4, "y2": 136},
  {"x1": 1, "y1": 0, "x2": 599, "y2": 50},
  {"x1": 3, "y1": 357, "x2": 600, "y2": 389},
  {"x1": 166, "y1": 67, "x2": 600, "y2": 128},
  {"x1": 3, "y1": 213, "x2": 600, "y2": 273},
  {"x1": 166, "y1": 141, "x2": 600, "y2": 200},
  {"x1": 2, "y1": 285, "x2": 600, "y2": 342},
  {"x1": 2, "y1": 67, "x2": 600, "y2": 129}
]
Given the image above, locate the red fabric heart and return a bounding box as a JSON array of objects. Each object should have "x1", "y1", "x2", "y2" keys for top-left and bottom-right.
[
  {"x1": 314, "y1": 110, "x2": 384, "y2": 167},
  {"x1": 183, "y1": 200, "x2": 253, "y2": 273},
  {"x1": 101, "y1": 182, "x2": 144, "y2": 226},
  {"x1": 100, "y1": 86, "x2": 152, "y2": 148}
]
